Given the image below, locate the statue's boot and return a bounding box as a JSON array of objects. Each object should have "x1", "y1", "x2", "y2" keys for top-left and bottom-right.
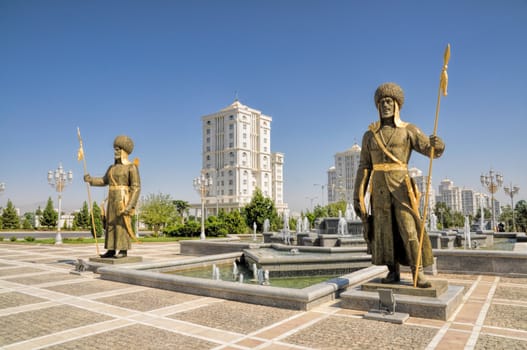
[
  {"x1": 114, "y1": 250, "x2": 127, "y2": 259},
  {"x1": 411, "y1": 266, "x2": 431, "y2": 288},
  {"x1": 408, "y1": 240, "x2": 431, "y2": 288},
  {"x1": 100, "y1": 250, "x2": 115, "y2": 258},
  {"x1": 381, "y1": 264, "x2": 400, "y2": 283}
]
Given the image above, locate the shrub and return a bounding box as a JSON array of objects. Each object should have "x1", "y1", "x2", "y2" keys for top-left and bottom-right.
[
  {"x1": 10, "y1": 236, "x2": 17, "y2": 242},
  {"x1": 165, "y1": 220, "x2": 201, "y2": 237},
  {"x1": 24, "y1": 236, "x2": 35, "y2": 242}
]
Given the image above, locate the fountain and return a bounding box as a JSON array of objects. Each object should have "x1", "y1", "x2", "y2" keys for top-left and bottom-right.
[
  {"x1": 303, "y1": 216, "x2": 310, "y2": 232},
  {"x1": 429, "y1": 212, "x2": 438, "y2": 232},
  {"x1": 263, "y1": 218, "x2": 270, "y2": 233},
  {"x1": 296, "y1": 217, "x2": 303, "y2": 233},
  {"x1": 93, "y1": 248, "x2": 384, "y2": 310},
  {"x1": 262, "y1": 209, "x2": 364, "y2": 247},
  {"x1": 88, "y1": 223, "x2": 527, "y2": 315},
  {"x1": 464, "y1": 216, "x2": 472, "y2": 249},
  {"x1": 337, "y1": 210, "x2": 349, "y2": 236},
  {"x1": 232, "y1": 261, "x2": 239, "y2": 280}
]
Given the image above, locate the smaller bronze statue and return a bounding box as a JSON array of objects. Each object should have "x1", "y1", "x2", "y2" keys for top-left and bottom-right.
[
  {"x1": 84, "y1": 135, "x2": 141, "y2": 258},
  {"x1": 353, "y1": 83, "x2": 445, "y2": 288}
]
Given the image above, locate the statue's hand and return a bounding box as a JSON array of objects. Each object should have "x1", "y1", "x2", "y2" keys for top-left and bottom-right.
[
  {"x1": 83, "y1": 174, "x2": 91, "y2": 183},
  {"x1": 429, "y1": 135, "x2": 445, "y2": 150},
  {"x1": 353, "y1": 199, "x2": 363, "y2": 219},
  {"x1": 122, "y1": 207, "x2": 134, "y2": 216}
]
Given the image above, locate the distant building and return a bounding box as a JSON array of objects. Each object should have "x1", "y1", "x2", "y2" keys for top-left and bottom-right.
[
  {"x1": 437, "y1": 178, "x2": 462, "y2": 212},
  {"x1": 461, "y1": 188, "x2": 477, "y2": 216},
  {"x1": 408, "y1": 167, "x2": 435, "y2": 213},
  {"x1": 198, "y1": 100, "x2": 287, "y2": 215},
  {"x1": 437, "y1": 179, "x2": 500, "y2": 218},
  {"x1": 327, "y1": 166, "x2": 337, "y2": 203},
  {"x1": 328, "y1": 143, "x2": 361, "y2": 204}
]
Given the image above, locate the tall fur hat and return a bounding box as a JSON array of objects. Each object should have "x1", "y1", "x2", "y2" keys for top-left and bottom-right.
[
  {"x1": 113, "y1": 135, "x2": 134, "y2": 154},
  {"x1": 374, "y1": 82, "x2": 405, "y2": 109}
]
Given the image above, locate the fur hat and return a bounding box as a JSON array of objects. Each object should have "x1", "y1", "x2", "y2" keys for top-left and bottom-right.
[
  {"x1": 374, "y1": 82, "x2": 404, "y2": 109},
  {"x1": 113, "y1": 135, "x2": 134, "y2": 154}
]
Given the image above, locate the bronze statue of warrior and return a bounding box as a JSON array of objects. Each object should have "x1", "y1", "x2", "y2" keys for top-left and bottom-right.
[
  {"x1": 353, "y1": 83, "x2": 445, "y2": 288},
  {"x1": 84, "y1": 135, "x2": 141, "y2": 259}
]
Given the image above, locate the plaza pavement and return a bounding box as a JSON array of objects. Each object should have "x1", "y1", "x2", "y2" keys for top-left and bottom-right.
[{"x1": 0, "y1": 241, "x2": 526, "y2": 350}]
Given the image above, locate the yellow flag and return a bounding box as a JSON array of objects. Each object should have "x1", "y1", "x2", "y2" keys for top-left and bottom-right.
[
  {"x1": 440, "y1": 44, "x2": 451, "y2": 96},
  {"x1": 440, "y1": 70, "x2": 448, "y2": 96},
  {"x1": 77, "y1": 146, "x2": 84, "y2": 161}
]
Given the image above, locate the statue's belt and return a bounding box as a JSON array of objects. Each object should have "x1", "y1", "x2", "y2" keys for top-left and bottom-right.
[
  {"x1": 109, "y1": 185, "x2": 129, "y2": 191},
  {"x1": 372, "y1": 163, "x2": 408, "y2": 172}
]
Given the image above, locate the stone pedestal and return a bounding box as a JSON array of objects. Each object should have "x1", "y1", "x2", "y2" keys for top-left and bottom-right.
[
  {"x1": 89, "y1": 256, "x2": 143, "y2": 264},
  {"x1": 319, "y1": 234, "x2": 339, "y2": 247},
  {"x1": 340, "y1": 277, "x2": 463, "y2": 320},
  {"x1": 296, "y1": 233, "x2": 311, "y2": 246}
]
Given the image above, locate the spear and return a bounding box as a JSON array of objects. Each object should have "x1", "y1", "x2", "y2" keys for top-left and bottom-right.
[
  {"x1": 77, "y1": 128, "x2": 100, "y2": 255},
  {"x1": 414, "y1": 44, "x2": 450, "y2": 287}
]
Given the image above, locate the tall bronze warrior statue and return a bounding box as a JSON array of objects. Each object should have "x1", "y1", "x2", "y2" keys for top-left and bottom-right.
[
  {"x1": 84, "y1": 135, "x2": 141, "y2": 258},
  {"x1": 353, "y1": 83, "x2": 445, "y2": 288}
]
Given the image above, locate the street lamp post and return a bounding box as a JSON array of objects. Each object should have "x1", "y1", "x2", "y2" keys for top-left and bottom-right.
[
  {"x1": 305, "y1": 196, "x2": 317, "y2": 211},
  {"x1": 504, "y1": 183, "x2": 520, "y2": 232},
  {"x1": 193, "y1": 171, "x2": 212, "y2": 240},
  {"x1": 47, "y1": 163, "x2": 73, "y2": 244},
  {"x1": 0, "y1": 182, "x2": 5, "y2": 209},
  {"x1": 480, "y1": 169, "x2": 503, "y2": 232},
  {"x1": 313, "y1": 184, "x2": 325, "y2": 206}
]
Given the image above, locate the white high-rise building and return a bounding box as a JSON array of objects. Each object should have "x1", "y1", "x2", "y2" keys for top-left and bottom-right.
[
  {"x1": 328, "y1": 143, "x2": 361, "y2": 204},
  {"x1": 408, "y1": 167, "x2": 435, "y2": 213},
  {"x1": 438, "y1": 178, "x2": 462, "y2": 212},
  {"x1": 200, "y1": 100, "x2": 287, "y2": 214},
  {"x1": 327, "y1": 166, "x2": 337, "y2": 203},
  {"x1": 461, "y1": 188, "x2": 477, "y2": 216}
]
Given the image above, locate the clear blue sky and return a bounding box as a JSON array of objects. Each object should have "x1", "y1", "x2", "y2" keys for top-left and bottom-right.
[{"x1": 1, "y1": 0, "x2": 526, "y2": 214}]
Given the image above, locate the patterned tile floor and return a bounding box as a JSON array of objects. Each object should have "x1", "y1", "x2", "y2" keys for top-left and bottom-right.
[{"x1": 0, "y1": 242, "x2": 526, "y2": 350}]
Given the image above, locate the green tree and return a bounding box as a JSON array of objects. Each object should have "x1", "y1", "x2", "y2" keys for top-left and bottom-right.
[
  {"x1": 312, "y1": 205, "x2": 329, "y2": 220},
  {"x1": 434, "y1": 202, "x2": 454, "y2": 229},
  {"x1": 40, "y1": 197, "x2": 58, "y2": 229},
  {"x1": 220, "y1": 210, "x2": 248, "y2": 234},
  {"x1": 327, "y1": 200, "x2": 347, "y2": 218},
  {"x1": 242, "y1": 188, "x2": 278, "y2": 232},
  {"x1": 305, "y1": 211, "x2": 316, "y2": 229},
  {"x1": 22, "y1": 212, "x2": 35, "y2": 230},
  {"x1": 205, "y1": 215, "x2": 228, "y2": 237},
  {"x1": 139, "y1": 193, "x2": 178, "y2": 236},
  {"x1": 90, "y1": 201, "x2": 104, "y2": 238},
  {"x1": 74, "y1": 201, "x2": 90, "y2": 230},
  {"x1": 1, "y1": 199, "x2": 20, "y2": 229},
  {"x1": 515, "y1": 200, "x2": 527, "y2": 232},
  {"x1": 499, "y1": 205, "x2": 514, "y2": 232},
  {"x1": 173, "y1": 199, "x2": 190, "y2": 224},
  {"x1": 451, "y1": 211, "x2": 465, "y2": 228}
]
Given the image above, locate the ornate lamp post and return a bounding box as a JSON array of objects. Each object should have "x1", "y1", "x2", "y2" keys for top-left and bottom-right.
[
  {"x1": 47, "y1": 163, "x2": 73, "y2": 244},
  {"x1": 193, "y1": 171, "x2": 212, "y2": 240},
  {"x1": 480, "y1": 169, "x2": 503, "y2": 231},
  {"x1": 504, "y1": 183, "x2": 520, "y2": 232}
]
